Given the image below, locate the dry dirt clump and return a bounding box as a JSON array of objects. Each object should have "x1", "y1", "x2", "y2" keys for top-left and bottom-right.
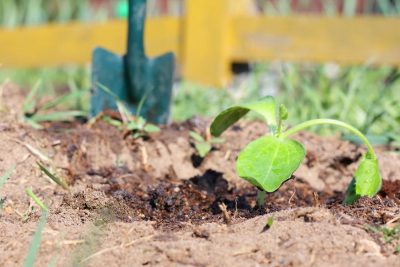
[{"x1": 0, "y1": 85, "x2": 399, "y2": 266}]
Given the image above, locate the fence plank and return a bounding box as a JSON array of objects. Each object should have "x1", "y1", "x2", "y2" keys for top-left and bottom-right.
[
  {"x1": 1, "y1": 15, "x2": 400, "y2": 86},
  {"x1": 231, "y1": 16, "x2": 400, "y2": 66},
  {"x1": 0, "y1": 17, "x2": 180, "y2": 68}
]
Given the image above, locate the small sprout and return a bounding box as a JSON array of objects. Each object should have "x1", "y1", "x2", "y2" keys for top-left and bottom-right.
[
  {"x1": 210, "y1": 96, "x2": 382, "y2": 205},
  {"x1": 37, "y1": 162, "x2": 69, "y2": 190},
  {"x1": 127, "y1": 116, "x2": 160, "y2": 139},
  {"x1": 97, "y1": 83, "x2": 160, "y2": 139},
  {"x1": 367, "y1": 223, "x2": 400, "y2": 252},
  {"x1": 189, "y1": 131, "x2": 224, "y2": 158},
  {"x1": 25, "y1": 188, "x2": 48, "y2": 212},
  {"x1": 261, "y1": 217, "x2": 274, "y2": 233}
]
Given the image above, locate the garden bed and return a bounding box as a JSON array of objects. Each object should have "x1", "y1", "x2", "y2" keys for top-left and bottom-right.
[{"x1": 0, "y1": 85, "x2": 399, "y2": 266}]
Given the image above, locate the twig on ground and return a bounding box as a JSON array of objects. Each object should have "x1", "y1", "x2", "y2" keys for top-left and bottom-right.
[{"x1": 218, "y1": 202, "x2": 231, "y2": 225}]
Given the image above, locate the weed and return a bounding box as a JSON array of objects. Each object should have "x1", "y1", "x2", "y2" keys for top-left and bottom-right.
[
  {"x1": 25, "y1": 187, "x2": 48, "y2": 212},
  {"x1": 211, "y1": 96, "x2": 381, "y2": 206},
  {"x1": 23, "y1": 211, "x2": 48, "y2": 267},
  {"x1": 97, "y1": 83, "x2": 160, "y2": 139},
  {"x1": 189, "y1": 131, "x2": 224, "y2": 158},
  {"x1": 37, "y1": 161, "x2": 69, "y2": 190},
  {"x1": 22, "y1": 80, "x2": 86, "y2": 129},
  {"x1": 367, "y1": 223, "x2": 400, "y2": 253}
]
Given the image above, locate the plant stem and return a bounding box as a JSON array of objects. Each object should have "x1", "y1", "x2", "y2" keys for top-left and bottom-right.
[
  {"x1": 276, "y1": 118, "x2": 282, "y2": 137},
  {"x1": 281, "y1": 119, "x2": 376, "y2": 159},
  {"x1": 256, "y1": 190, "x2": 266, "y2": 207}
]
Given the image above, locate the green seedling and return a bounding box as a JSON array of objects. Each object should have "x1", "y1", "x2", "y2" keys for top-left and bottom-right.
[
  {"x1": 25, "y1": 188, "x2": 48, "y2": 212},
  {"x1": 22, "y1": 80, "x2": 86, "y2": 129},
  {"x1": 261, "y1": 216, "x2": 274, "y2": 233},
  {"x1": 367, "y1": 223, "x2": 400, "y2": 252},
  {"x1": 189, "y1": 131, "x2": 224, "y2": 158},
  {"x1": 210, "y1": 96, "x2": 382, "y2": 206},
  {"x1": 97, "y1": 83, "x2": 160, "y2": 139},
  {"x1": 37, "y1": 162, "x2": 69, "y2": 190}
]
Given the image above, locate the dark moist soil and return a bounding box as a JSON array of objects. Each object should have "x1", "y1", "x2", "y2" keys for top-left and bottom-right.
[{"x1": 40, "y1": 114, "x2": 400, "y2": 229}]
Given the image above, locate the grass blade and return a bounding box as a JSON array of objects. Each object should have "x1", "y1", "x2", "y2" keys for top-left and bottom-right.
[
  {"x1": 25, "y1": 187, "x2": 48, "y2": 212},
  {"x1": 23, "y1": 80, "x2": 42, "y2": 114},
  {"x1": 30, "y1": 110, "x2": 87, "y2": 123},
  {"x1": 39, "y1": 90, "x2": 85, "y2": 111},
  {"x1": 23, "y1": 211, "x2": 48, "y2": 267},
  {"x1": 37, "y1": 162, "x2": 69, "y2": 190}
]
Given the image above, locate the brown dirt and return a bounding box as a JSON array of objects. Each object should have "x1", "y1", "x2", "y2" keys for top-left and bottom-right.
[{"x1": 0, "y1": 83, "x2": 399, "y2": 266}]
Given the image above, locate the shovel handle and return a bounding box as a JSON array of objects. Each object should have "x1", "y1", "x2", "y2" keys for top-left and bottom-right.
[{"x1": 126, "y1": 0, "x2": 146, "y2": 61}]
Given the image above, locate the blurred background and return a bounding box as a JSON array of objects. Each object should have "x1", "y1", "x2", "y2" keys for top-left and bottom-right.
[{"x1": 0, "y1": 0, "x2": 399, "y2": 145}]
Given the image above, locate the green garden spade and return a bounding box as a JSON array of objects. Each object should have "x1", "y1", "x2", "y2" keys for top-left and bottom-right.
[{"x1": 90, "y1": 0, "x2": 174, "y2": 124}]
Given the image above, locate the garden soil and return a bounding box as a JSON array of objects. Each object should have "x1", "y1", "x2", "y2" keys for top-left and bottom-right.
[{"x1": 0, "y1": 83, "x2": 399, "y2": 266}]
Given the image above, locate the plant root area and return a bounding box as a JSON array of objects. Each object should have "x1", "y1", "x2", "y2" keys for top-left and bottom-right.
[{"x1": 1, "y1": 86, "x2": 399, "y2": 266}]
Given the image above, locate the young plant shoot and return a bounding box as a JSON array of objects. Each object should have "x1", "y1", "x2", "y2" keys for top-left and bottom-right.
[
  {"x1": 189, "y1": 131, "x2": 224, "y2": 158},
  {"x1": 210, "y1": 96, "x2": 382, "y2": 206}
]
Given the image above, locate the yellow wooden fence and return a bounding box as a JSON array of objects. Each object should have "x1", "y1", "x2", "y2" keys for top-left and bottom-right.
[{"x1": 1, "y1": 0, "x2": 400, "y2": 87}]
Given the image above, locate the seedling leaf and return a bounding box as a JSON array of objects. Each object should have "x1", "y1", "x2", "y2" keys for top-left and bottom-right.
[
  {"x1": 354, "y1": 155, "x2": 382, "y2": 197},
  {"x1": 37, "y1": 162, "x2": 69, "y2": 190},
  {"x1": 143, "y1": 124, "x2": 160, "y2": 133},
  {"x1": 189, "y1": 131, "x2": 205, "y2": 142},
  {"x1": 195, "y1": 142, "x2": 212, "y2": 158},
  {"x1": 236, "y1": 136, "x2": 305, "y2": 192},
  {"x1": 210, "y1": 96, "x2": 276, "y2": 137},
  {"x1": 210, "y1": 137, "x2": 225, "y2": 144}
]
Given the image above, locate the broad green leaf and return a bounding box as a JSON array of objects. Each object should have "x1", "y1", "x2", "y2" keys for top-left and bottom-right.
[
  {"x1": 354, "y1": 155, "x2": 382, "y2": 197},
  {"x1": 210, "y1": 96, "x2": 277, "y2": 137},
  {"x1": 195, "y1": 142, "x2": 212, "y2": 158},
  {"x1": 189, "y1": 131, "x2": 205, "y2": 142},
  {"x1": 143, "y1": 124, "x2": 160, "y2": 133},
  {"x1": 236, "y1": 136, "x2": 305, "y2": 192}
]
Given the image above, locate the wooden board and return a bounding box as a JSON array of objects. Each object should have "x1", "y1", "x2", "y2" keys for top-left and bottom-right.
[
  {"x1": 231, "y1": 16, "x2": 400, "y2": 66},
  {"x1": 1, "y1": 13, "x2": 400, "y2": 86},
  {"x1": 0, "y1": 17, "x2": 180, "y2": 68}
]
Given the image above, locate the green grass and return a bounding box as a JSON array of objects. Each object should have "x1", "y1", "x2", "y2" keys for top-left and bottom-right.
[{"x1": 23, "y1": 211, "x2": 48, "y2": 267}]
